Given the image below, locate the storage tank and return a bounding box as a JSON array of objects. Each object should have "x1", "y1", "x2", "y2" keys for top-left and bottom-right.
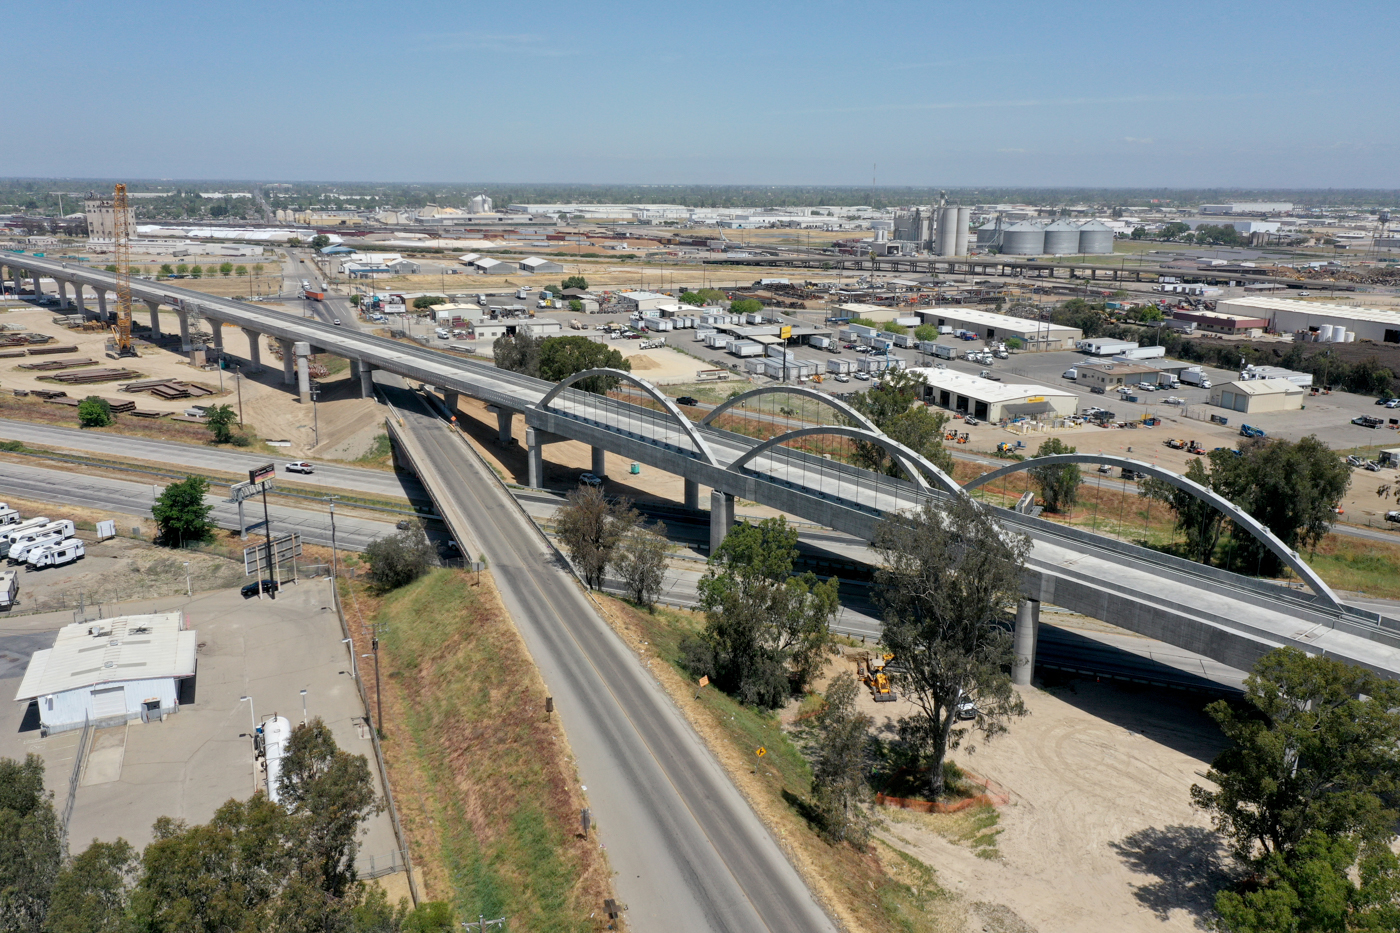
[
  {"x1": 1347, "y1": 330, "x2": 1356, "y2": 343},
  {"x1": 1077, "y1": 220, "x2": 1115, "y2": 255},
  {"x1": 1001, "y1": 221, "x2": 1045, "y2": 256},
  {"x1": 261, "y1": 715, "x2": 293, "y2": 805},
  {"x1": 937, "y1": 207, "x2": 959, "y2": 257},
  {"x1": 1043, "y1": 220, "x2": 1081, "y2": 255},
  {"x1": 1319, "y1": 324, "x2": 1335, "y2": 342},
  {"x1": 976, "y1": 221, "x2": 1001, "y2": 247},
  {"x1": 955, "y1": 207, "x2": 971, "y2": 256}
]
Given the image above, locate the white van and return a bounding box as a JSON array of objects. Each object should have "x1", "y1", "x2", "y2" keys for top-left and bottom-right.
[{"x1": 28, "y1": 539, "x2": 84, "y2": 570}]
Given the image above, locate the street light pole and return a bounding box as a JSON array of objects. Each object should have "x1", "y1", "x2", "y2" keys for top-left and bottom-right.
[
  {"x1": 239, "y1": 695, "x2": 256, "y2": 732},
  {"x1": 182, "y1": 561, "x2": 191, "y2": 598},
  {"x1": 325, "y1": 496, "x2": 340, "y2": 608}
]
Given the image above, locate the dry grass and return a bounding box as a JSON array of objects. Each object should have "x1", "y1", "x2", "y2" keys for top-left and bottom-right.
[
  {"x1": 594, "y1": 595, "x2": 960, "y2": 933},
  {"x1": 347, "y1": 569, "x2": 617, "y2": 932},
  {"x1": 0, "y1": 391, "x2": 273, "y2": 450}
]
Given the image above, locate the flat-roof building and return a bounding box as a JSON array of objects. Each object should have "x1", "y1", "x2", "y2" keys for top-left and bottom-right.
[
  {"x1": 907, "y1": 367, "x2": 1078, "y2": 422},
  {"x1": 913, "y1": 307, "x2": 1081, "y2": 350},
  {"x1": 14, "y1": 611, "x2": 196, "y2": 735},
  {"x1": 1170, "y1": 309, "x2": 1270, "y2": 337},
  {"x1": 1217, "y1": 297, "x2": 1400, "y2": 345},
  {"x1": 1211, "y1": 379, "x2": 1305, "y2": 414},
  {"x1": 618, "y1": 291, "x2": 672, "y2": 313},
  {"x1": 1075, "y1": 361, "x2": 1164, "y2": 391}
]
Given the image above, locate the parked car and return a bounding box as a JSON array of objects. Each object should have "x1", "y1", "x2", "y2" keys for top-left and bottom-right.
[
  {"x1": 332, "y1": 318, "x2": 342, "y2": 326},
  {"x1": 853, "y1": 371, "x2": 870, "y2": 381},
  {"x1": 1353, "y1": 416, "x2": 1384, "y2": 428},
  {"x1": 241, "y1": 579, "x2": 280, "y2": 598},
  {"x1": 1386, "y1": 511, "x2": 1400, "y2": 524},
  {"x1": 834, "y1": 374, "x2": 850, "y2": 383},
  {"x1": 578, "y1": 472, "x2": 603, "y2": 487},
  {"x1": 1097, "y1": 463, "x2": 1113, "y2": 474},
  {"x1": 1090, "y1": 386, "x2": 1106, "y2": 395},
  {"x1": 395, "y1": 519, "x2": 412, "y2": 530},
  {"x1": 1346, "y1": 455, "x2": 1366, "y2": 467},
  {"x1": 674, "y1": 396, "x2": 698, "y2": 407},
  {"x1": 284, "y1": 461, "x2": 314, "y2": 474},
  {"x1": 1387, "y1": 399, "x2": 1400, "y2": 409}
]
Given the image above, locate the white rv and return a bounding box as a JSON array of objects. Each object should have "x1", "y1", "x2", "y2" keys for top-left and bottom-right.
[{"x1": 27, "y1": 539, "x2": 85, "y2": 570}]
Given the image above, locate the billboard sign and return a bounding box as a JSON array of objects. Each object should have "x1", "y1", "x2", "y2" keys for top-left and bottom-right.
[{"x1": 249, "y1": 463, "x2": 275, "y2": 485}]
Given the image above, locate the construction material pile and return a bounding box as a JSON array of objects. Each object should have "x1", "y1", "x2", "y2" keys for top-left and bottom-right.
[{"x1": 119, "y1": 378, "x2": 213, "y2": 400}]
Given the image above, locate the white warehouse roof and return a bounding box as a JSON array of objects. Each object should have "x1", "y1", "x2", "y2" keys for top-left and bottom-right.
[
  {"x1": 918, "y1": 307, "x2": 1081, "y2": 337},
  {"x1": 907, "y1": 367, "x2": 1076, "y2": 404},
  {"x1": 14, "y1": 612, "x2": 197, "y2": 701},
  {"x1": 1218, "y1": 296, "x2": 1400, "y2": 328}
]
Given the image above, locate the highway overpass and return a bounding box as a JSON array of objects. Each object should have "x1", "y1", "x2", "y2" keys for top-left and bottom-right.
[{"x1": 5, "y1": 252, "x2": 1399, "y2": 687}]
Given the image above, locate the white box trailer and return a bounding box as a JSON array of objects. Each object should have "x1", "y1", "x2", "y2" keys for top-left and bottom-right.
[
  {"x1": 892, "y1": 334, "x2": 917, "y2": 348},
  {"x1": 0, "y1": 570, "x2": 16, "y2": 610},
  {"x1": 934, "y1": 345, "x2": 957, "y2": 360},
  {"x1": 827, "y1": 358, "x2": 857, "y2": 375},
  {"x1": 704, "y1": 332, "x2": 729, "y2": 349},
  {"x1": 809, "y1": 335, "x2": 832, "y2": 351},
  {"x1": 729, "y1": 340, "x2": 764, "y2": 358},
  {"x1": 766, "y1": 345, "x2": 795, "y2": 361},
  {"x1": 1116, "y1": 345, "x2": 1166, "y2": 361},
  {"x1": 1078, "y1": 339, "x2": 1140, "y2": 356},
  {"x1": 744, "y1": 357, "x2": 768, "y2": 375},
  {"x1": 28, "y1": 538, "x2": 84, "y2": 570}
]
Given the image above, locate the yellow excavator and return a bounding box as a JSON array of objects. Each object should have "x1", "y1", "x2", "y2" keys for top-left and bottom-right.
[{"x1": 856, "y1": 652, "x2": 898, "y2": 702}]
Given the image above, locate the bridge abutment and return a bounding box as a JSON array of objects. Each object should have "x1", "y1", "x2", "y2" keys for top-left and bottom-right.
[
  {"x1": 1013, "y1": 598, "x2": 1040, "y2": 686},
  {"x1": 709, "y1": 490, "x2": 734, "y2": 553}
]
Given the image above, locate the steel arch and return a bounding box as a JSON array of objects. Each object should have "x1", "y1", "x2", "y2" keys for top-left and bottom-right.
[
  {"x1": 537, "y1": 367, "x2": 719, "y2": 465},
  {"x1": 963, "y1": 452, "x2": 1341, "y2": 608},
  {"x1": 727, "y1": 425, "x2": 963, "y2": 496},
  {"x1": 699, "y1": 385, "x2": 880, "y2": 434}
]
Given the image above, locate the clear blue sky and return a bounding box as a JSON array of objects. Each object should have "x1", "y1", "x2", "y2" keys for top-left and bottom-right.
[{"x1": 9, "y1": 0, "x2": 1398, "y2": 188}]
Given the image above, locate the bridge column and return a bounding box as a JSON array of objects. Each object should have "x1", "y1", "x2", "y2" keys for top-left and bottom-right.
[
  {"x1": 57, "y1": 279, "x2": 70, "y2": 309},
  {"x1": 494, "y1": 407, "x2": 513, "y2": 446},
  {"x1": 278, "y1": 338, "x2": 295, "y2": 385},
  {"x1": 31, "y1": 272, "x2": 42, "y2": 300},
  {"x1": 71, "y1": 282, "x2": 86, "y2": 314},
  {"x1": 145, "y1": 299, "x2": 162, "y2": 337},
  {"x1": 175, "y1": 309, "x2": 192, "y2": 351},
  {"x1": 241, "y1": 328, "x2": 262, "y2": 370},
  {"x1": 709, "y1": 490, "x2": 734, "y2": 553},
  {"x1": 684, "y1": 478, "x2": 700, "y2": 510},
  {"x1": 590, "y1": 446, "x2": 606, "y2": 478},
  {"x1": 207, "y1": 318, "x2": 224, "y2": 354},
  {"x1": 442, "y1": 389, "x2": 458, "y2": 414},
  {"x1": 527, "y1": 427, "x2": 545, "y2": 488},
  {"x1": 295, "y1": 342, "x2": 311, "y2": 404},
  {"x1": 348, "y1": 358, "x2": 360, "y2": 380},
  {"x1": 1013, "y1": 598, "x2": 1040, "y2": 687},
  {"x1": 96, "y1": 288, "x2": 108, "y2": 322},
  {"x1": 358, "y1": 363, "x2": 374, "y2": 398}
]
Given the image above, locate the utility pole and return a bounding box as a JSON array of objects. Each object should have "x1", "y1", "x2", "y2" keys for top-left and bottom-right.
[
  {"x1": 371, "y1": 621, "x2": 387, "y2": 735},
  {"x1": 325, "y1": 495, "x2": 340, "y2": 607},
  {"x1": 235, "y1": 365, "x2": 244, "y2": 424}
]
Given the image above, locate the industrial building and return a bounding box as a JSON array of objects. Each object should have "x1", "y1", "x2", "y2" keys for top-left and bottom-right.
[
  {"x1": 83, "y1": 192, "x2": 136, "y2": 242},
  {"x1": 914, "y1": 308, "x2": 1082, "y2": 350},
  {"x1": 617, "y1": 291, "x2": 672, "y2": 313},
  {"x1": 1200, "y1": 202, "x2": 1294, "y2": 215},
  {"x1": 908, "y1": 368, "x2": 1078, "y2": 422},
  {"x1": 1211, "y1": 379, "x2": 1305, "y2": 414},
  {"x1": 1170, "y1": 309, "x2": 1270, "y2": 337},
  {"x1": 468, "y1": 257, "x2": 512, "y2": 275},
  {"x1": 1217, "y1": 297, "x2": 1400, "y2": 344},
  {"x1": 1075, "y1": 361, "x2": 1165, "y2": 391},
  {"x1": 978, "y1": 219, "x2": 1114, "y2": 256},
  {"x1": 13, "y1": 611, "x2": 197, "y2": 735},
  {"x1": 518, "y1": 256, "x2": 563, "y2": 275}
]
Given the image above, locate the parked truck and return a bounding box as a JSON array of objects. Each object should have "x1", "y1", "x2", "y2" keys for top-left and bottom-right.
[
  {"x1": 1180, "y1": 368, "x2": 1213, "y2": 388},
  {"x1": 809, "y1": 335, "x2": 833, "y2": 351},
  {"x1": 934, "y1": 344, "x2": 957, "y2": 360}
]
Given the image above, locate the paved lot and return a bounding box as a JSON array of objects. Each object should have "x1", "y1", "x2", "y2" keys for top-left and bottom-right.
[{"x1": 1, "y1": 580, "x2": 401, "y2": 874}]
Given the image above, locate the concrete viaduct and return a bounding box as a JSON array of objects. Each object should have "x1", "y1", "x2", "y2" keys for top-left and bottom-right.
[{"x1": 4, "y1": 253, "x2": 1398, "y2": 686}]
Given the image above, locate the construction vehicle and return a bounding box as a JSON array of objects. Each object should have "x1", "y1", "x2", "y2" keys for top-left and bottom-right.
[
  {"x1": 110, "y1": 184, "x2": 137, "y2": 357},
  {"x1": 1165, "y1": 438, "x2": 1186, "y2": 450},
  {"x1": 1187, "y1": 441, "x2": 1206, "y2": 455},
  {"x1": 857, "y1": 653, "x2": 898, "y2": 702}
]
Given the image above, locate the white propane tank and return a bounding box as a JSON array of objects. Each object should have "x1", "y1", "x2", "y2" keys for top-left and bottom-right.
[{"x1": 261, "y1": 715, "x2": 293, "y2": 804}]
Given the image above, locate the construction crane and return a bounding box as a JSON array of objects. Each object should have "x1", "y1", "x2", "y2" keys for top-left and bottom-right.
[{"x1": 111, "y1": 183, "x2": 136, "y2": 357}]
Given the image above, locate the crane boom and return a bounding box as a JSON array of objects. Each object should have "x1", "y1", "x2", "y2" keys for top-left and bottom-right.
[{"x1": 112, "y1": 183, "x2": 134, "y2": 356}]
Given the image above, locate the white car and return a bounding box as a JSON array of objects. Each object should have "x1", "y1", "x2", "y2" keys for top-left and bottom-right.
[
  {"x1": 834, "y1": 374, "x2": 850, "y2": 383},
  {"x1": 332, "y1": 318, "x2": 342, "y2": 326},
  {"x1": 284, "y1": 461, "x2": 314, "y2": 474},
  {"x1": 854, "y1": 371, "x2": 871, "y2": 381}
]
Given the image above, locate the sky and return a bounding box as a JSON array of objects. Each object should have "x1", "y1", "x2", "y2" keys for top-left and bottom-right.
[{"x1": 7, "y1": 0, "x2": 1399, "y2": 188}]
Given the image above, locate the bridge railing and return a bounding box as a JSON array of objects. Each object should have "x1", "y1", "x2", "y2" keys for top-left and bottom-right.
[
  {"x1": 549, "y1": 386, "x2": 706, "y2": 459},
  {"x1": 736, "y1": 438, "x2": 924, "y2": 516}
]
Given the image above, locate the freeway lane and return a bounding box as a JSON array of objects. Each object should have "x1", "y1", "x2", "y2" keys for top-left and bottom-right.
[
  {"x1": 0, "y1": 461, "x2": 395, "y2": 551},
  {"x1": 383, "y1": 384, "x2": 836, "y2": 933},
  {"x1": 0, "y1": 419, "x2": 425, "y2": 501}
]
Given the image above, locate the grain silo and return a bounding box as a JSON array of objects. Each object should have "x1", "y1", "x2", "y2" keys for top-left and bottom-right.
[
  {"x1": 1001, "y1": 221, "x2": 1045, "y2": 256},
  {"x1": 1043, "y1": 220, "x2": 1081, "y2": 255},
  {"x1": 976, "y1": 221, "x2": 1001, "y2": 248},
  {"x1": 1077, "y1": 220, "x2": 1114, "y2": 255},
  {"x1": 955, "y1": 207, "x2": 971, "y2": 255},
  {"x1": 936, "y1": 207, "x2": 960, "y2": 257}
]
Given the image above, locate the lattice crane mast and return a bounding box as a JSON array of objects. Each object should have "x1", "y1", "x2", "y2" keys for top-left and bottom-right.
[{"x1": 111, "y1": 183, "x2": 135, "y2": 357}]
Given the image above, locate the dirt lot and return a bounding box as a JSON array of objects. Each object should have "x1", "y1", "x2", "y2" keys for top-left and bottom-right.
[{"x1": 826, "y1": 660, "x2": 1231, "y2": 933}]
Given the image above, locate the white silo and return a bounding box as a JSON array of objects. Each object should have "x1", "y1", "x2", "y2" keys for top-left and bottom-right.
[
  {"x1": 937, "y1": 207, "x2": 960, "y2": 257},
  {"x1": 1001, "y1": 221, "x2": 1045, "y2": 256},
  {"x1": 1347, "y1": 330, "x2": 1356, "y2": 342},
  {"x1": 1077, "y1": 220, "x2": 1115, "y2": 255},
  {"x1": 1319, "y1": 324, "x2": 1335, "y2": 342},
  {"x1": 1043, "y1": 220, "x2": 1081, "y2": 255},
  {"x1": 955, "y1": 207, "x2": 971, "y2": 255}
]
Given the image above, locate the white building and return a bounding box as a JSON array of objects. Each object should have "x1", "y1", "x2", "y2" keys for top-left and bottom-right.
[
  {"x1": 907, "y1": 368, "x2": 1078, "y2": 422},
  {"x1": 914, "y1": 307, "x2": 1082, "y2": 350},
  {"x1": 1217, "y1": 297, "x2": 1400, "y2": 345},
  {"x1": 469, "y1": 257, "x2": 512, "y2": 275},
  {"x1": 83, "y1": 193, "x2": 136, "y2": 242},
  {"x1": 518, "y1": 256, "x2": 563, "y2": 275},
  {"x1": 1199, "y1": 202, "x2": 1294, "y2": 215},
  {"x1": 618, "y1": 291, "x2": 672, "y2": 313},
  {"x1": 1211, "y1": 379, "x2": 1305, "y2": 414},
  {"x1": 13, "y1": 611, "x2": 197, "y2": 735}
]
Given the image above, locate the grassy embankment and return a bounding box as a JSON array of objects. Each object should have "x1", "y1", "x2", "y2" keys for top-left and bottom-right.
[
  {"x1": 348, "y1": 569, "x2": 616, "y2": 933},
  {"x1": 594, "y1": 594, "x2": 959, "y2": 933}
]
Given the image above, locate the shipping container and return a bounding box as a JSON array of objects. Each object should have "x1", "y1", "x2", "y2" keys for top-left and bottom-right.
[{"x1": 728, "y1": 340, "x2": 764, "y2": 358}]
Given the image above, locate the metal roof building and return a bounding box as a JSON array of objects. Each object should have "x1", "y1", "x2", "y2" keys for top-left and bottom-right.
[
  {"x1": 1211, "y1": 378, "x2": 1305, "y2": 414},
  {"x1": 518, "y1": 256, "x2": 563, "y2": 275},
  {"x1": 907, "y1": 367, "x2": 1078, "y2": 422},
  {"x1": 14, "y1": 612, "x2": 197, "y2": 735},
  {"x1": 914, "y1": 307, "x2": 1082, "y2": 350},
  {"x1": 1217, "y1": 296, "x2": 1400, "y2": 344}
]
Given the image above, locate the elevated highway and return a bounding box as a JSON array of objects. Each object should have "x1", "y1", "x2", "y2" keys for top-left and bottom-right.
[{"x1": 5, "y1": 253, "x2": 1399, "y2": 686}]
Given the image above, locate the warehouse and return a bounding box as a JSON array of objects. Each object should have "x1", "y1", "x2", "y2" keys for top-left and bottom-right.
[
  {"x1": 1075, "y1": 361, "x2": 1165, "y2": 391},
  {"x1": 13, "y1": 612, "x2": 197, "y2": 735},
  {"x1": 907, "y1": 368, "x2": 1078, "y2": 422},
  {"x1": 914, "y1": 307, "x2": 1081, "y2": 350},
  {"x1": 518, "y1": 256, "x2": 563, "y2": 275},
  {"x1": 468, "y1": 257, "x2": 513, "y2": 275},
  {"x1": 617, "y1": 291, "x2": 672, "y2": 313},
  {"x1": 1170, "y1": 309, "x2": 1270, "y2": 336},
  {"x1": 1217, "y1": 296, "x2": 1400, "y2": 344},
  {"x1": 1210, "y1": 379, "x2": 1305, "y2": 414}
]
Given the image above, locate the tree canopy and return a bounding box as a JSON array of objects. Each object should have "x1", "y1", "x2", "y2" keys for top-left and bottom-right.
[
  {"x1": 203, "y1": 404, "x2": 238, "y2": 444},
  {"x1": 538, "y1": 336, "x2": 630, "y2": 393},
  {"x1": 729, "y1": 298, "x2": 764, "y2": 315},
  {"x1": 364, "y1": 524, "x2": 437, "y2": 591},
  {"x1": 552, "y1": 485, "x2": 638, "y2": 590},
  {"x1": 492, "y1": 330, "x2": 541, "y2": 378},
  {"x1": 78, "y1": 396, "x2": 113, "y2": 428},
  {"x1": 152, "y1": 476, "x2": 214, "y2": 547},
  {"x1": 1027, "y1": 438, "x2": 1081, "y2": 513},
  {"x1": 850, "y1": 369, "x2": 952, "y2": 476},
  {"x1": 0, "y1": 754, "x2": 61, "y2": 933}
]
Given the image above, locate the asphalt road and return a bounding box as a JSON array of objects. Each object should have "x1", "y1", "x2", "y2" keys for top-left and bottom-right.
[
  {"x1": 0, "y1": 460, "x2": 395, "y2": 551},
  {"x1": 383, "y1": 382, "x2": 836, "y2": 933},
  {"x1": 0, "y1": 419, "x2": 424, "y2": 501}
]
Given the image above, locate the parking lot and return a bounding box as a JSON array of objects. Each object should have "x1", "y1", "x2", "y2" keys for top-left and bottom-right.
[{"x1": 0, "y1": 580, "x2": 403, "y2": 876}]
